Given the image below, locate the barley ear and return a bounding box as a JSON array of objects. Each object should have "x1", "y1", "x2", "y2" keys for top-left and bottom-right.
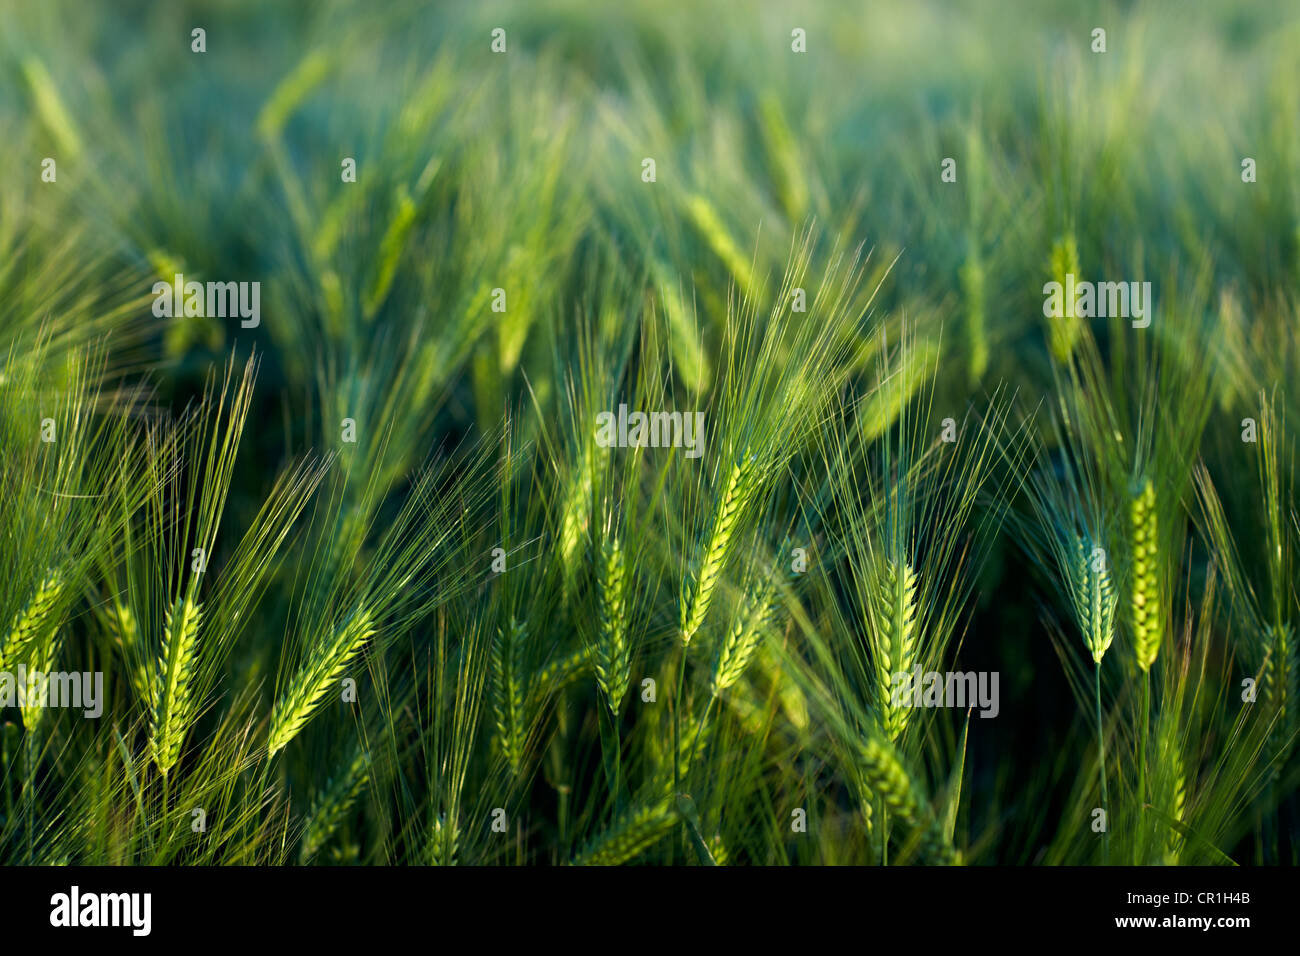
[
  {"x1": 491, "y1": 617, "x2": 527, "y2": 774},
  {"x1": 681, "y1": 454, "x2": 755, "y2": 646},
  {"x1": 429, "y1": 814, "x2": 460, "y2": 866},
  {"x1": 1261, "y1": 622, "x2": 1297, "y2": 778},
  {"x1": 149, "y1": 596, "x2": 204, "y2": 775},
  {"x1": 858, "y1": 731, "x2": 958, "y2": 865},
  {"x1": 300, "y1": 746, "x2": 372, "y2": 863},
  {"x1": 594, "y1": 534, "x2": 631, "y2": 715},
  {"x1": 104, "y1": 601, "x2": 151, "y2": 705},
  {"x1": 1046, "y1": 234, "x2": 1082, "y2": 363},
  {"x1": 1, "y1": 570, "x2": 64, "y2": 673},
  {"x1": 872, "y1": 557, "x2": 918, "y2": 742},
  {"x1": 570, "y1": 800, "x2": 678, "y2": 866},
  {"x1": 268, "y1": 610, "x2": 374, "y2": 757},
  {"x1": 18, "y1": 628, "x2": 61, "y2": 733},
  {"x1": 712, "y1": 575, "x2": 775, "y2": 695},
  {"x1": 1073, "y1": 535, "x2": 1116, "y2": 664},
  {"x1": 1156, "y1": 720, "x2": 1186, "y2": 864},
  {"x1": 557, "y1": 448, "x2": 593, "y2": 604},
  {"x1": 526, "y1": 644, "x2": 591, "y2": 717},
  {"x1": 1130, "y1": 479, "x2": 1162, "y2": 671}
]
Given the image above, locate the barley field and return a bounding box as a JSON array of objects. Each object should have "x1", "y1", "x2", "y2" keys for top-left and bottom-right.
[{"x1": 1, "y1": 0, "x2": 1297, "y2": 867}]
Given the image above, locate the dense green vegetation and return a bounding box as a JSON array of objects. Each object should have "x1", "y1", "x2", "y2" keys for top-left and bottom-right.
[{"x1": 1, "y1": 0, "x2": 1296, "y2": 864}]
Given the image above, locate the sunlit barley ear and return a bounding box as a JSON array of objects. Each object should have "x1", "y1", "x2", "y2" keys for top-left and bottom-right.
[
  {"x1": 0, "y1": 570, "x2": 63, "y2": 673},
  {"x1": 1072, "y1": 538, "x2": 1116, "y2": 664},
  {"x1": 557, "y1": 448, "x2": 593, "y2": 603},
  {"x1": 103, "y1": 601, "x2": 150, "y2": 704},
  {"x1": 680, "y1": 453, "x2": 756, "y2": 647},
  {"x1": 941, "y1": 157, "x2": 956, "y2": 182},
  {"x1": 41, "y1": 158, "x2": 56, "y2": 183},
  {"x1": 149, "y1": 596, "x2": 204, "y2": 775},
  {"x1": 191, "y1": 28, "x2": 206, "y2": 53},
  {"x1": 1130, "y1": 479, "x2": 1162, "y2": 672},
  {"x1": 858, "y1": 731, "x2": 958, "y2": 864},
  {"x1": 1091, "y1": 27, "x2": 1106, "y2": 52},
  {"x1": 594, "y1": 534, "x2": 631, "y2": 715},
  {"x1": 267, "y1": 610, "x2": 374, "y2": 757},
  {"x1": 18, "y1": 628, "x2": 59, "y2": 733},
  {"x1": 429, "y1": 814, "x2": 459, "y2": 866},
  {"x1": 712, "y1": 575, "x2": 776, "y2": 695},
  {"x1": 1241, "y1": 157, "x2": 1256, "y2": 182},
  {"x1": 570, "y1": 800, "x2": 677, "y2": 866},
  {"x1": 1045, "y1": 234, "x2": 1082, "y2": 363},
  {"x1": 871, "y1": 556, "x2": 919, "y2": 742}
]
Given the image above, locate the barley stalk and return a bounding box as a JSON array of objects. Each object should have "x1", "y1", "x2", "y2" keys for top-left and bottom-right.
[
  {"x1": 268, "y1": 610, "x2": 374, "y2": 757},
  {"x1": 492, "y1": 617, "x2": 527, "y2": 774},
  {"x1": 1, "y1": 570, "x2": 64, "y2": 673},
  {"x1": 1130, "y1": 479, "x2": 1162, "y2": 671},
  {"x1": 681, "y1": 454, "x2": 755, "y2": 647},
  {"x1": 570, "y1": 800, "x2": 678, "y2": 866},
  {"x1": 594, "y1": 534, "x2": 631, "y2": 714},
  {"x1": 149, "y1": 596, "x2": 204, "y2": 775}
]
